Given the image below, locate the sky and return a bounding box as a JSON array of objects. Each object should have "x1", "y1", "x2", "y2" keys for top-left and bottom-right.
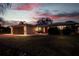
[{"x1": 0, "y1": 3, "x2": 79, "y2": 24}]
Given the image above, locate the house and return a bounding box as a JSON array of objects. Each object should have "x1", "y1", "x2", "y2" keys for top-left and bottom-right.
[
  {"x1": 0, "y1": 20, "x2": 79, "y2": 36},
  {"x1": 10, "y1": 24, "x2": 36, "y2": 36},
  {"x1": 34, "y1": 21, "x2": 79, "y2": 35}
]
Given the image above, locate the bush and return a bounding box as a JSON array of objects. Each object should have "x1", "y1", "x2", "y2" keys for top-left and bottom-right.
[
  {"x1": 48, "y1": 27, "x2": 60, "y2": 35},
  {"x1": 62, "y1": 27, "x2": 72, "y2": 35},
  {"x1": 0, "y1": 27, "x2": 11, "y2": 34}
]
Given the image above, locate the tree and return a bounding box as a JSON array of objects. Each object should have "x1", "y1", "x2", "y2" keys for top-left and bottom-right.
[
  {"x1": 64, "y1": 21, "x2": 78, "y2": 35},
  {"x1": 19, "y1": 21, "x2": 25, "y2": 25},
  {"x1": 48, "y1": 27, "x2": 60, "y2": 35},
  {"x1": 37, "y1": 17, "x2": 53, "y2": 25},
  {"x1": 62, "y1": 27, "x2": 72, "y2": 35},
  {"x1": 0, "y1": 3, "x2": 11, "y2": 14},
  {"x1": 65, "y1": 21, "x2": 77, "y2": 25},
  {"x1": 0, "y1": 26, "x2": 11, "y2": 34}
]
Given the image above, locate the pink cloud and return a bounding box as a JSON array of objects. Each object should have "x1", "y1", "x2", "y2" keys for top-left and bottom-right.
[
  {"x1": 36, "y1": 12, "x2": 79, "y2": 20},
  {"x1": 16, "y1": 3, "x2": 39, "y2": 10}
]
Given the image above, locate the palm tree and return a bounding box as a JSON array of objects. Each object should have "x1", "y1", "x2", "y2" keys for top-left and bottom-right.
[{"x1": 0, "y1": 3, "x2": 11, "y2": 14}]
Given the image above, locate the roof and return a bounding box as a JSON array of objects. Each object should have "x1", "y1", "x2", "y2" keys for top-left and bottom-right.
[
  {"x1": 11, "y1": 23, "x2": 36, "y2": 27},
  {"x1": 11, "y1": 21, "x2": 79, "y2": 27},
  {"x1": 36, "y1": 22, "x2": 79, "y2": 27}
]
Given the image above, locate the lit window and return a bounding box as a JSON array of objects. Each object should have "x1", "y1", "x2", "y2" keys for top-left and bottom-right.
[
  {"x1": 38, "y1": 27, "x2": 42, "y2": 31},
  {"x1": 35, "y1": 27, "x2": 42, "y2": 31},
  {"x1": 35, "y1": 27, "x2": 38, "y2": 31}
]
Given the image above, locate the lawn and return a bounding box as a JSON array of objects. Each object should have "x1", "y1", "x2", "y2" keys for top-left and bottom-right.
[{"x1": 0, "y1": 35, "x2": 79, "y2": 56}]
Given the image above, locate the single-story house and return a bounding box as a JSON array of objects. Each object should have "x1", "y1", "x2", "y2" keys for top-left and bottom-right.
[
  {"x1": 0, "y1": 20, "x2": 79, "y2": 36},
  {"x1": 10, "y1": 24, "x2": 36, "y2": 36},
  {"x1": 9, "y1": 21, "x2": 79, "y2": 36}
]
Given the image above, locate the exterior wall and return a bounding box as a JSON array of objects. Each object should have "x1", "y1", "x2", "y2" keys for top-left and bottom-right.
[
  {"x1": 12, "y1": 26, "x2": 24, "y2": 34},
  {"x1": 10, "y1": 24, "x2": 79, "y2": 35},
  {"x1": 26, "y1": 25, "x2": 35, "y2": 34},
  {"x1": 11, "y1": 25, "x2": 36, "y2": 35}
]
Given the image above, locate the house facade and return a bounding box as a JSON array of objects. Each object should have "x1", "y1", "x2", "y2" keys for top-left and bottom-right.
[
  {"x1": 0, "y1": 21, "x2": 79, "y2": 36},
  {"x1": 10, "y1": 24, "x2": 36, "y2": 36},
  {"x1": 9, "y1": 22, "x2": 79, "y2": 36}
]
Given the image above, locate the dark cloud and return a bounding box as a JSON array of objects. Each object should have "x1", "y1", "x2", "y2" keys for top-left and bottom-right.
[
  {"x1": 56, "y1": 12, "x2": 79, "y2": 17},
  {"x1": 52, "y1": 10, "x2": 60, "y2": 12}
]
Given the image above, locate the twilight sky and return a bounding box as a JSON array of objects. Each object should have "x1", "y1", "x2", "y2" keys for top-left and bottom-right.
[{"x1": 0, "y1": 3, "x2": 79, "y2": 24}]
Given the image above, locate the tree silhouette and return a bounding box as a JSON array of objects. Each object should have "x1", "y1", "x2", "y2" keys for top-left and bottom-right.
[
  {"x1": 48, "y1": 27, "x2": 60, "y2": 35},
  {"x1": 0, "y1": 3, "x2": 11, "y2": 14},
  {"x1": 65, "y1": 21, "x2": 77, "y2": 25},
  {"x1": 0, "y1": 26, "x2": 11, "y2": 34},
  {"x1": 5, "y1": 27, "x2": 11, "y2": 33},
  {"x1": 63, "y1": 21, "x2": 78, "y2": 35},
  {"x1": 37, "y1": 17, "x2": 53, "y2": 25},
  {"x1": 0, "y1": 17, "x2": 11, "y2": 34},
  {"x1": 19, "y1": 21, "x2": 25, "y2": 25},
  {"x1": 62, "y1": 27, "x2": 72, "y2": 35}
]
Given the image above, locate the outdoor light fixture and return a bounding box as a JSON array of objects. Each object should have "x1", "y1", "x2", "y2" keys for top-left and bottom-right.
[{"x1": 35, "y1": 27, "x2": 42, "y2": 31}]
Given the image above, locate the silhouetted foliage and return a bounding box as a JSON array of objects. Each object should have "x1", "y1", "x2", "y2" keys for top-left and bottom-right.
[
  {"x1": 65, "y1": 21, "x2": 77, "y2": 25},
  {"x1": 70, "y1": 25, "x2": 78, "y2": 34},
  {"x1": 62, "y1": 21, "x2": 78, "y2": 35},
  {"x1": 0, "y1": 26, "x2": 11, "y2": 34},
  {"x1": 5, "y1": 27, "x2": 11, "y2": 33},
  {"x1": 48, "y1": 27, "x2": 60, "y2": 35},
  {"x1": 62, "y1": 27, "x2": 72, "y2": 35},
  {"x1": 19, "y1": 21, "x2": 25, "y2": 25},
  {"x1": 37, "y1": 17, "x2": 53, "y2": 25},
  {"x1": 0, "y1": 27, "x2": 5, "y2": 34}
]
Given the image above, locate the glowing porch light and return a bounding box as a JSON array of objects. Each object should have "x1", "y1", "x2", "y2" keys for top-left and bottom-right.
[{"x1": 35, "y1": 27, "x2": 42, "y2": 31}]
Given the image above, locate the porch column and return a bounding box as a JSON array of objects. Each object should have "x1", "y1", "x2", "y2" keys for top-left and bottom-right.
[
  {"x1": 10, "y1": 26, "x2": 13, "y2": 34},
  {"x1": 24, "y1": 25, "x2": 27, "y2": 35},
  {"x1": 43, "y1": 27, "x2": 45, "y2": 33}
]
